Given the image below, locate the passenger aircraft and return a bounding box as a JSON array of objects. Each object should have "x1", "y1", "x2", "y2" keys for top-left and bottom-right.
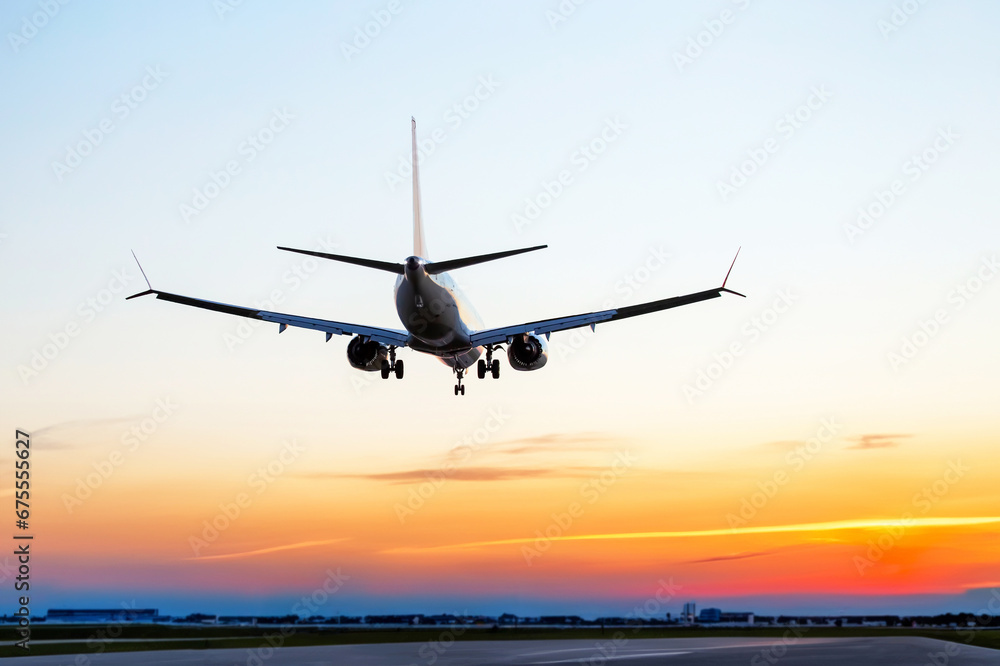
[{"x1": 129, "y1": 119, "x2": 744, "y2": 395}]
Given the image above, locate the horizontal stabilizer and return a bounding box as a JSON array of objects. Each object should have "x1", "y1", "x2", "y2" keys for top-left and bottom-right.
[
  {"x1": 277, "y1": 247, "x2": 403, "y2": 274},
  {"x1": 277, "y1": 244, "x2": 548, "y2": 275},
  {"x1": 425, "y1": 245, "x2": 547, "y2": 274}
]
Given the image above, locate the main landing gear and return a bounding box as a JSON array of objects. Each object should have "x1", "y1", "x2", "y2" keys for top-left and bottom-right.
[
  {"x1": 380, "y1": 346, "x2": 404, "y2": 380},
  {"x1": 477, "y1": 345, "x2": 501, "y2": 380},
  {"x1": 454, "y1": 367, "x2": 466, "y2": 396}
]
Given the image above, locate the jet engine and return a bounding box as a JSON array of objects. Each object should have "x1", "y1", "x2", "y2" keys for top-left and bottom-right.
[
  {"x1": 506, "y1": 333, "x2": 548, "y2": 371},
  {"x1": 346, "y1": 335, "x2": 389, "y2": 372}
]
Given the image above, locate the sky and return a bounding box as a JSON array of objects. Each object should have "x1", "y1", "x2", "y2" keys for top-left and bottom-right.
[{"x1": 1, "y1": 0, "x2": 999, "y2": 619}]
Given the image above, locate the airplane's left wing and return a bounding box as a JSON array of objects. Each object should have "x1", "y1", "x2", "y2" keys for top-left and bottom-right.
[
  {"x1": 470, "y1": 250, "x2": 744, "y2": 348},
  {"x1": 127, "y1": 288, "x2": 410, "y2": 347}
]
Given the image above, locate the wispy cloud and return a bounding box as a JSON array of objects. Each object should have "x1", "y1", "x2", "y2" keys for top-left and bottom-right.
[
  {"x1": 484, "y1": 432, "x2": 615, "y2": 456},
  {"x1": 684, "y1": 550, "x2": 778, "y2": 565},
  {"x1": 846, "y1": 433, "x2": 913, "y2": 450},
  {"x1": 185, "y1": 538, "x2": 349, "y2": 562},
  {"x1": 302, "y1": 465, "x2": 615, "y2": 484},
  {"x1": 384, "y1": 517, "x2": 1000, "y2": 554},
  {"x1": 310, "y1": 467, "x2": 558, "y2": 484},
  {"x1": 31, "y1": 417, "x2": 136, "y2": 450}
]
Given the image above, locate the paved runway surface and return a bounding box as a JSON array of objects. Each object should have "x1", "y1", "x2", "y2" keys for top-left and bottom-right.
[{"x1": 5, "y1": 636, "x2": 998, "y2": 665}]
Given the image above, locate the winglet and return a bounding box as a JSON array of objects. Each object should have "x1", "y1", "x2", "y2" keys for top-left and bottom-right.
[
  {"x1": 720, "y1": 247, "x2": 745, "y2": 297},
  {"x1": 126, "y1": 250, "x2": 156, "y2": 300}
]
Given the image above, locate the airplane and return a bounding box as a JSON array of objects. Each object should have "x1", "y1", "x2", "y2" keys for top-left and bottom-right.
[{"x1": 128, "y1": 118, "x2": 744, "y2": 395}]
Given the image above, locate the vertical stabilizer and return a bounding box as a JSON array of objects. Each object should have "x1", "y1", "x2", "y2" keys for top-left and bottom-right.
[{"x1": 411, "y1": 117, "x2": 428, "y2": 258}]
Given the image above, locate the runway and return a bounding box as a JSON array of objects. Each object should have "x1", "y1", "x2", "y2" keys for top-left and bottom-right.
[{"x1": 4, "y1": 636, "x2": 998, "y2": 665}]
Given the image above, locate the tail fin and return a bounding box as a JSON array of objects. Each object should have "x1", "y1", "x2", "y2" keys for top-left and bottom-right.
[{"x1": 411, "y1": 117, "x2": 428, "y2": 259}]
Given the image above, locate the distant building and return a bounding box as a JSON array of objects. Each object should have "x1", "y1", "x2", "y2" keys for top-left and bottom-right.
[
  {"x1": 698, "y1": 608, "x2": 722, "y2": 623},
  {"x1": 47, "y1": 609, "x2": 158, "y2": 623},
  {"x1": 682, "y1": 602, "x2": 697, "y2": 624},
  {"x1": 173, "y1": 613, "x2": 217, "y2": 624},
  {"x1": 720, "y1": 612, "x2": 754, "y2": 625}
]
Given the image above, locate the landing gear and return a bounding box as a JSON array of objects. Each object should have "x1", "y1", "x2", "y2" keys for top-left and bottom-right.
[
  {"x1": 381, "y1": 346, "x2": 403, "y2": 380},
  {"x1": 478, "y1": 346, "x2": 501, "y2": 380},
  {"x1": 454, "y1": 367, "x2": 466, "y2": 396}
]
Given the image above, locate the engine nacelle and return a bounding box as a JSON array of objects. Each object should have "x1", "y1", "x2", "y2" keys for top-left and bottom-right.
[
  {"x1": 506, "y1": 333, "x2": 548, "y2": 371},
  {"x1": 346, "y1": 336, "x2": 388, "y2": 372}
]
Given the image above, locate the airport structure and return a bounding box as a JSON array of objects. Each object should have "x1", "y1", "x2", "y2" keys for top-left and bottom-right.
[
  {"x1": 46, "y1": 609, "x2": 160, "y2": 623},
  {"x1": 0, "y1": 609, "x2": 991, "y2": 629}
]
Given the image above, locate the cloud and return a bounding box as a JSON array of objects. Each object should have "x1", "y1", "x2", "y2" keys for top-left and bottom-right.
[
  {"x1": 30, "y1": 417, "x2": 136, "y2": 450},
  {"x1": 302, "y1": 465, "x2": 610, "y2": 484},
  {"x1": 846, "y1": 433, "x2": 913, "y2": 450},
  {"x1": 319, "y1": 467, "x2": 557, "y2": 484},
  {"x1": 684, "y1": 550, "x2": 778, "y2": 565},
  {"x1": 480, "y1": 432, "x2": 616, "y2": 457},
  {"x1": 385, "y1": 516, "x2": 1000, "y2": 554},
  {"x1": 186, "y1": 538, "x2": 349, "y2": 562}
]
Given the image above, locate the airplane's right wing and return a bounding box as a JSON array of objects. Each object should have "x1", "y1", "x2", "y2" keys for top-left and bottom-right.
[{"x1": 470, "y1": 250, "x2": 744, "y2": 347}]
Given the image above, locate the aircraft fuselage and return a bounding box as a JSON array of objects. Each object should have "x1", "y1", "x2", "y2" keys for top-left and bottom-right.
[{"x1": 394, "y1": 256, "x2": 483, "y2": 370}]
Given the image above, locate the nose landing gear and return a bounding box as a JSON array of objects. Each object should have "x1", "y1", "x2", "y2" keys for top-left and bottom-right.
[{"x1": 454, "y1": 367, "x2": 466, "y2": 396}]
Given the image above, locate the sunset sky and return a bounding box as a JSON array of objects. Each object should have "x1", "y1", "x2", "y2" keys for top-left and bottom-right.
[{"x1": 2, "y1": 1, "x2": 1000, "y2": 618}]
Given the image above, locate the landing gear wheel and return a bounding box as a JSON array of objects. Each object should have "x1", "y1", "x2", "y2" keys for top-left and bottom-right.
[
  {"x1": 477, "y1": 359, "x2": 487, "y2": 379},
  {"x1": 491, "y1": 360, "x2": 500, "y2": 379},
  {"x1": 380, "y1": 360, "x2": 391, "y2": 379},
  {"x1": 454, "y1": 367, "x2": 466, "y2": 396},
  {"x1": 394, "y1": 359, "x2": 404, "y2": 379}
]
